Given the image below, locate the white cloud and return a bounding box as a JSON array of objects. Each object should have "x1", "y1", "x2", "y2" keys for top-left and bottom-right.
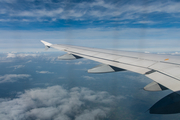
[
  {"x1": 36, "y1": 71, "x2": 54, "y2": 74},
  {"x1": 0, "y1": 85, "x2": 120, "y2": 120},
  {"x1": 0, "y1": 74, "x2": 31, "y2": 83},
  {"x1": 9, "y1": 65, "x2": 25, "y2": 69},
  {"x1": 75, "y1": 109, "x2": 107, "y2": 120},
  {"x1": 0, "y1": 0, "x2": 16, "y2": 3},
  {"x1": 14, "y1": 8, "x2": 64, "y2": 17},
  {"x1": 82, "y1": 76, "x2": 95, "y2": 80},
  {"x1": 0, "y1": 57, "x2": 12, "y2": 63},
  {"x1": 90, "y1": 0, "x2": 115, "y2": 9},
  {"x1": 75, "y1": 61, "x2": 83, "y2": 65},
  {"x1": 7, "y1": 53, "x2": 16, "y2": 58},
  {"x1": 66, "y1": 61, "x2": 84, "y2": 65},
  {"x1": 26, "y1": 60, "x2": 32, "y2": 63},
  {"x1": 171, "y1": 52, "x2": 180, "y2": 55},
  {"x1": 7, "y1": 53, "x2": 39, "y2": 58},
  {"x1": 144, "y1": 51, "x2": 150, "y2": 53},
  {"x1": 133, "y1": 21, "x2": 157, "y2": 24}
]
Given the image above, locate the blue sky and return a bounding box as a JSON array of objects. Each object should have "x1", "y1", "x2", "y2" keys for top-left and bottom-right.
[{"x1": 0, "y1": 0, "x2": 180, "y2": 52}]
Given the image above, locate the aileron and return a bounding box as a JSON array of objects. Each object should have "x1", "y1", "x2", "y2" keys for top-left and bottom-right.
[{"x1": 146, "y1": 71, "x2": 180, "y2": 92}]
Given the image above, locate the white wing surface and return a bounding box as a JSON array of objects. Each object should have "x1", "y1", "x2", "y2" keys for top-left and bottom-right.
[{"x1": 41, "y1": 40, "x2": 180, "y2": 94}]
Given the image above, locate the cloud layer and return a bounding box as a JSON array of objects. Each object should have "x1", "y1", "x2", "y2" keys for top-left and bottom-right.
[
  {"x1": 1, "y1": 27, "x2": 180, "y2": 53},
  {"x1": 0, "y1": 0, "x2": 180, "y2": 23},
  {"x1": 0, "y1": 85, "x2": 119, "y2": 120}
]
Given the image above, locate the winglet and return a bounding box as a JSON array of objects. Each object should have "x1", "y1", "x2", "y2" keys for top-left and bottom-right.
[{"x1": 41, "y1": 40, "x2": 52, "y2": 47}]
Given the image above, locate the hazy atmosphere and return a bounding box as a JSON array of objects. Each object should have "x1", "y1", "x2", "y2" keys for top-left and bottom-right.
[{"x1": 0, "y1": 0, "x2": 180, "y2": 120}]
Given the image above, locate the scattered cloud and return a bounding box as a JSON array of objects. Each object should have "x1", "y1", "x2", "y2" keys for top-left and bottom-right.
[
  {"x1": 9, "y1": 65, "x2": 25, "y2": 69},
  {"x1": 14, "y1": 8, "x2": 64, "y2": 17},
  {"x1": 0, "y1": 74, "x2": 31, "y2": 83},
  {"x1": 144, "y1": 51, "x2": 150, "y2": 53},
  {"x1": 133, "y1": 21, "x2": 158, "y2": 24},
  {"x1": 0, "y1": 56, "x2": 13, "y2": 62},
  {"x1": 66, "y1": 61, "x2": 84, "y2": 65},
  {"x1": 7, "y1": 53, "x2": 16, "y2": 58},
  {"x1": 75, "y1": 61, "x2": 83, "y2": 65},
  {"x1": 75, "y1": 109, "x2": 107, "y2": 120},
  {"x1": 26, "y1": 60, "x2": 32, "y2": 63},
  {"x1": 171, "y1": 52, "x2": 180, "y2": 55},
  {"x1": 124, "y1": 73, "x2": 151, "y2": 84},
  {"x1": 82, "y1": 76, "x2": 95, "y2": 80},
  {"x1": 36, "y1": 71, "x2": 54, "y2": 74},
  {"x1": 7, "y1": 53, "x2": 39, "y2": 58},
  {"x1": 0, "y1": 85, "x2": 120, "y2": 120},
  {"x1": 0, "y1": 0, "x2": 16, "y2": 3}
]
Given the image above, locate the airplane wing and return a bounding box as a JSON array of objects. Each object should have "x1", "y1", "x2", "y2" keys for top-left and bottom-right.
[{"x1": 41, "y1": 40, "x2": 180, "y2": 114}]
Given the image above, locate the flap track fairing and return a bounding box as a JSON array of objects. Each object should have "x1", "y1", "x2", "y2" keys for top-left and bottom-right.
[
  {"x1": 58, "y1": 54, "x2": 83, "y2": 60},
  {"x1": 88, "y1": 64, "x2": 126, "y2": 73},
  {"x1": 144, "y1": 81, "x2": 168, "y2": 91}
]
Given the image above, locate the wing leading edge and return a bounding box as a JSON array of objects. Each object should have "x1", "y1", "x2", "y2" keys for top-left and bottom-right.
[{"x1": 41, "y1": 40, "x2": 180, "y2": 114}]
